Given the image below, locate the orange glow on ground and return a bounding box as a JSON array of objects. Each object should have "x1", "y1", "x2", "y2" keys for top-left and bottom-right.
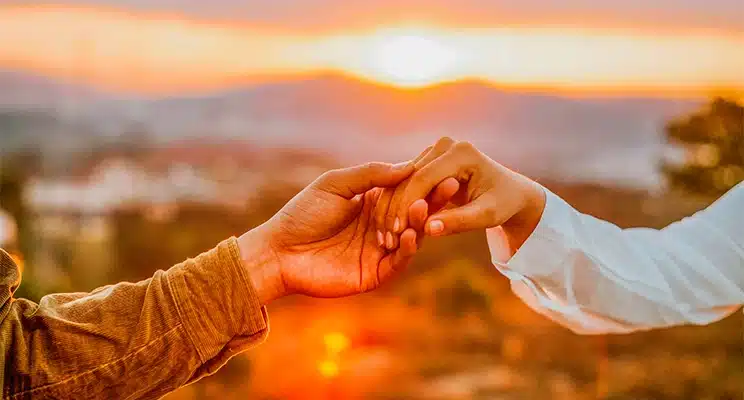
[
  {"x1": 317, "y1": 360, "x2": 340, "y2": 378},
  {"x1": 318, "y1": 332, "x2": 349, "y2": 378},
  {"x1": 1, "y1": 5, "x2": 743, "y2": 97},
  {"x1": 324, "y1": 332, "x2": 351, "y2": 354}
]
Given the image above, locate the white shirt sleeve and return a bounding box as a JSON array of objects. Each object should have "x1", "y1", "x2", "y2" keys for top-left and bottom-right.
[{"x1": 487, "y1": 182, "x2": 744, "y2": 334}]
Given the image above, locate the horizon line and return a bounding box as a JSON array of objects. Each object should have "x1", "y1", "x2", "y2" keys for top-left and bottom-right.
[{"x1": 2, "y1": 68, "x2": 740, "y2": 102}]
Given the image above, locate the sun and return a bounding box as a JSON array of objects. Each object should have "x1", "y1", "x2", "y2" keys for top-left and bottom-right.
[{"x1": 369, "y1": 32, "x2": 459, "y2": 88}]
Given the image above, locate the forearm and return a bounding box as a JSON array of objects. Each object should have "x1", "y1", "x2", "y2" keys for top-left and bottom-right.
[
  {"x1": 1, "y1": 237, "x2": 270, "y2": 399},
  {"x1": 499, "y1": 172, "x2": 546, "y2": 255},
  {"x1": 491, "y1": 184, "x2": 744, "y2": 334}
]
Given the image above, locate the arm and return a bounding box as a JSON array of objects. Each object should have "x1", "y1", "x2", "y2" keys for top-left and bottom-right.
[
  {"x1": 488, "y1": 182, "x2": 744, "y2": 334},
  {"x1": 1, "y1": 161, "x2": 423, "y2": 399},
  {"x1": 383, "y1": 137, "x2": 744, "y2": 335},
  {"x1": 0, "y1": 237, "x2": 270, "y2": 399}
]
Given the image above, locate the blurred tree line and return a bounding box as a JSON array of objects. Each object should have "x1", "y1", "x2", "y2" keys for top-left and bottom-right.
[
  {"x1": 109, "y1": 182, "x2": 297, "y2": 284},
  {"x1": 663, "y1": 97, "x2": 744, "y2": 196},
  {"x1": 0, "y1": 150, "x2": 42, "y2": 299},
  {"x1": 2, "y1": 97, "x2": 743, "y2": 400}
]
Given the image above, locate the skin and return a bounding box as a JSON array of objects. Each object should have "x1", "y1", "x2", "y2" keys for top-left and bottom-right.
[
  {"x1": 374, "y1": 138, "x2": 461, "y2": 250},
  {"x1": 235, "y1": 137, "x2": 546, "y2": 306},
  {"x1": 378, "y1": 137, "x2": 547, "y2": 256},
  {"x1": 236, "y1": 161, "x2": 456, "y2": 305}
]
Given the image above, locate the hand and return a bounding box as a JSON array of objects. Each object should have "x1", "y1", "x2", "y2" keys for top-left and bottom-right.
[
  {"x1": 237, "y1": 162, "x2": 423, "y2": 305},
  {"x1": 373, "y1": 139, "x2": 461, "y2": 250},
  {"x1": 382, "y1": 137, "x2": 547, "y2": 253}
]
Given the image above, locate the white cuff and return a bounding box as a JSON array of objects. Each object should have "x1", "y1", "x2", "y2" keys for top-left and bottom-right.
[{"x1": 485, "y1": 186, "x2": 635, "y2": 334}]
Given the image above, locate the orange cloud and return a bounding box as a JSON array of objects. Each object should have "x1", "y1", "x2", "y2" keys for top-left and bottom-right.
[{"x1": 1, "y1": 5, "x2": 743, "y2": 97}]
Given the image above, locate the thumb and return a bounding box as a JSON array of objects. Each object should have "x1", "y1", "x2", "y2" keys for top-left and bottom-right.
[
  {"x1": 317, "y1": 162, "x2": 413, "y2": 199},
  {"x1": 425, "y1": 198, "x2": 499, "y2": 236}
]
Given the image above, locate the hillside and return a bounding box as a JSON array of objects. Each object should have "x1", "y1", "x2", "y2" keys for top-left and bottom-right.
[{"x1": 0, "y1": 71, "x2": 702, "y2": 187}]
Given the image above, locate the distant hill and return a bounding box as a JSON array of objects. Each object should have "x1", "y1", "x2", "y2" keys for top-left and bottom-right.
[
  {"x1": 0, "y1": 70, "x2": 105, "y2": 110},
  {"x1": 0, "y1": 71, "x2": 702, "y2": 187}
]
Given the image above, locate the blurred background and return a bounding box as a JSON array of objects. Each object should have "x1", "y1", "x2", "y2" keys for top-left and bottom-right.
[{"x1": 1, "y1": 1, "x2": 743, "y2": 399}]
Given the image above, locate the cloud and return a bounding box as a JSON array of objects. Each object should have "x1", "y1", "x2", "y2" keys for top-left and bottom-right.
[
  {"x1": 1, "y1": 3, "x2": 742, "y2": 95},
  {"x1": 7, "y1": 0, "x2": 744, "y2": 32}
]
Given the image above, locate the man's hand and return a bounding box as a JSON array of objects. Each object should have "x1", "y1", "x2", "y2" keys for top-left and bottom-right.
[{"x1": 237, "y1": 162, "x2": 423, "y2": 305}]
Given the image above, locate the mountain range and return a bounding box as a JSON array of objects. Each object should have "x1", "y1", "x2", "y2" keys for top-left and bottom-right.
[{"x1": 0, "y1": 70, "x2": 702, "y2": 187}]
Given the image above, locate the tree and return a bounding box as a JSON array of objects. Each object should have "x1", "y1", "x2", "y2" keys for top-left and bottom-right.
[
  {"x1": 662, "y1": 98, "x2": 744, "y2": 196},
  {"x1": 0, "y1": 151, "x2": 42, "y2": 300}
]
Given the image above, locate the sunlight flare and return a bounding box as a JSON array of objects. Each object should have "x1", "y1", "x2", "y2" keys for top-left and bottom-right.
[
  {"x1": 2, "y1": 6, "x2": 743, "y2": 96},
  {"x1": 368, "y1": 31, "x2": 460, "y2": 87},
  {"x1": 323, "y1": 332, "x2": 351, "y2": 354},
  {"x1": 317, "y1": 360, "x2": 339, "y2": 378}
]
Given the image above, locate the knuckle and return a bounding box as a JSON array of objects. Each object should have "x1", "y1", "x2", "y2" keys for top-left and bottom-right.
[
  {"x1": 454, "y1": 140, "x2": 475, "y2": 153},
  {"x1": 436, "y1": 136, "x2": 455, "y2": 148},
  {"x1": 318, "y1": 169, "x2": 340, "y2": 184},
  {"x1": 364, "y1": 162, "x2": 386, "y2": 173}
]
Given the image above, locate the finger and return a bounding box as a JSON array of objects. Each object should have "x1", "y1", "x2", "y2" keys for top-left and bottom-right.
[
  {"x1": 385, "y1": 179, "x2": 409, "y2": 237},
  {"x1": 366, "y1": 188, "x2": 383, "y2": 204},
  {"x1": 415, "y1": 227, "x2": 425, "y2": 248},
  {"x1": 407, "y1": 179, "x2": 458, "y2": 232},
  {"x1": 376, "y1": 146, "x2": 431, "y2": 240},
  {"x1": 381, "y1": 187, "x2": 402, "y2": 250},
  {"x1": 373, "y1": 146, "x2": 433, "y2": 245},
  {"x1": 425, "y1": 197, "x2": 499, "y2": 237},
  {"x1": 366, "y1": 189, "x2": 386, "y2": 247},
  {"x1": 414, "y1": 137, "x2": 455, "y2": 170},
  {"x1": 378, "y1": 229, "x2": 418, "y2": 282},
  {"x1": 398, "y1": 228, "x2": 418, "y2": 257},
  {"x1": 394, "y1": 142, "x2": 477, "y2": 232},
  {"x1": 408, "y1": 199, "x2": 428, "y2": 232},
  {"x1": 385, "y1": 229, "x2": 398, "y2": 251},
  {"x1": 318, "y1": 162, "x2": 413, "y2": 199},
  {"x1": 412, "y1": 145, "x2": 433, "y2": 165},
  {"x1": 428, "y1": 177, "x2": 460, "y2": 214},
  {"x1": 388, "y1": 137, "x2": 455, "y2": 234},
  {"x1": 374, "y1": 188, "x2": 394, "y2": 246}
]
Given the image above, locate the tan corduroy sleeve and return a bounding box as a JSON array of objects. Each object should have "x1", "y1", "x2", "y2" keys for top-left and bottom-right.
[{"x1": 1, "y1": 238, "x2": 269, "y2": 399}]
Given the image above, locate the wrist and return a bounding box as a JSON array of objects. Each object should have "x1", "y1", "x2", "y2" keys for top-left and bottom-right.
[
  {"x1": 501, "y1": 176, "x2": 546, "y2": 254},
  {"x1": 237, "y1": 226, "x2": 286, "y2": 306}
]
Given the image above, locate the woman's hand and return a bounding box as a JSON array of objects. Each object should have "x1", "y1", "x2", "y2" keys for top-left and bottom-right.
[{"x1": 379, "y1": 137, "x2": 547, "y2": 254}]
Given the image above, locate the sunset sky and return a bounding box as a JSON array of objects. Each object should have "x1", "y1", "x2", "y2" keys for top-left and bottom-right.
[{"x1": 1, "y1": 1, "x2": 743, "y2": 96}]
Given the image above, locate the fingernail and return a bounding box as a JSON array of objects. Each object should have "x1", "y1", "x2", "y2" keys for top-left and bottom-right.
[
  {"x1": 428, "y1": 220, "x2": 445, "y2": 236},
  {"x1": 393, "y1": 217, "x2": 401, "y2": 233},
  {"x1": 386, "y1": 232, "x2": 394, "y2": 249},
  {"x1": 377, "y1": 230, "x2": 384, "y2": 247}
]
